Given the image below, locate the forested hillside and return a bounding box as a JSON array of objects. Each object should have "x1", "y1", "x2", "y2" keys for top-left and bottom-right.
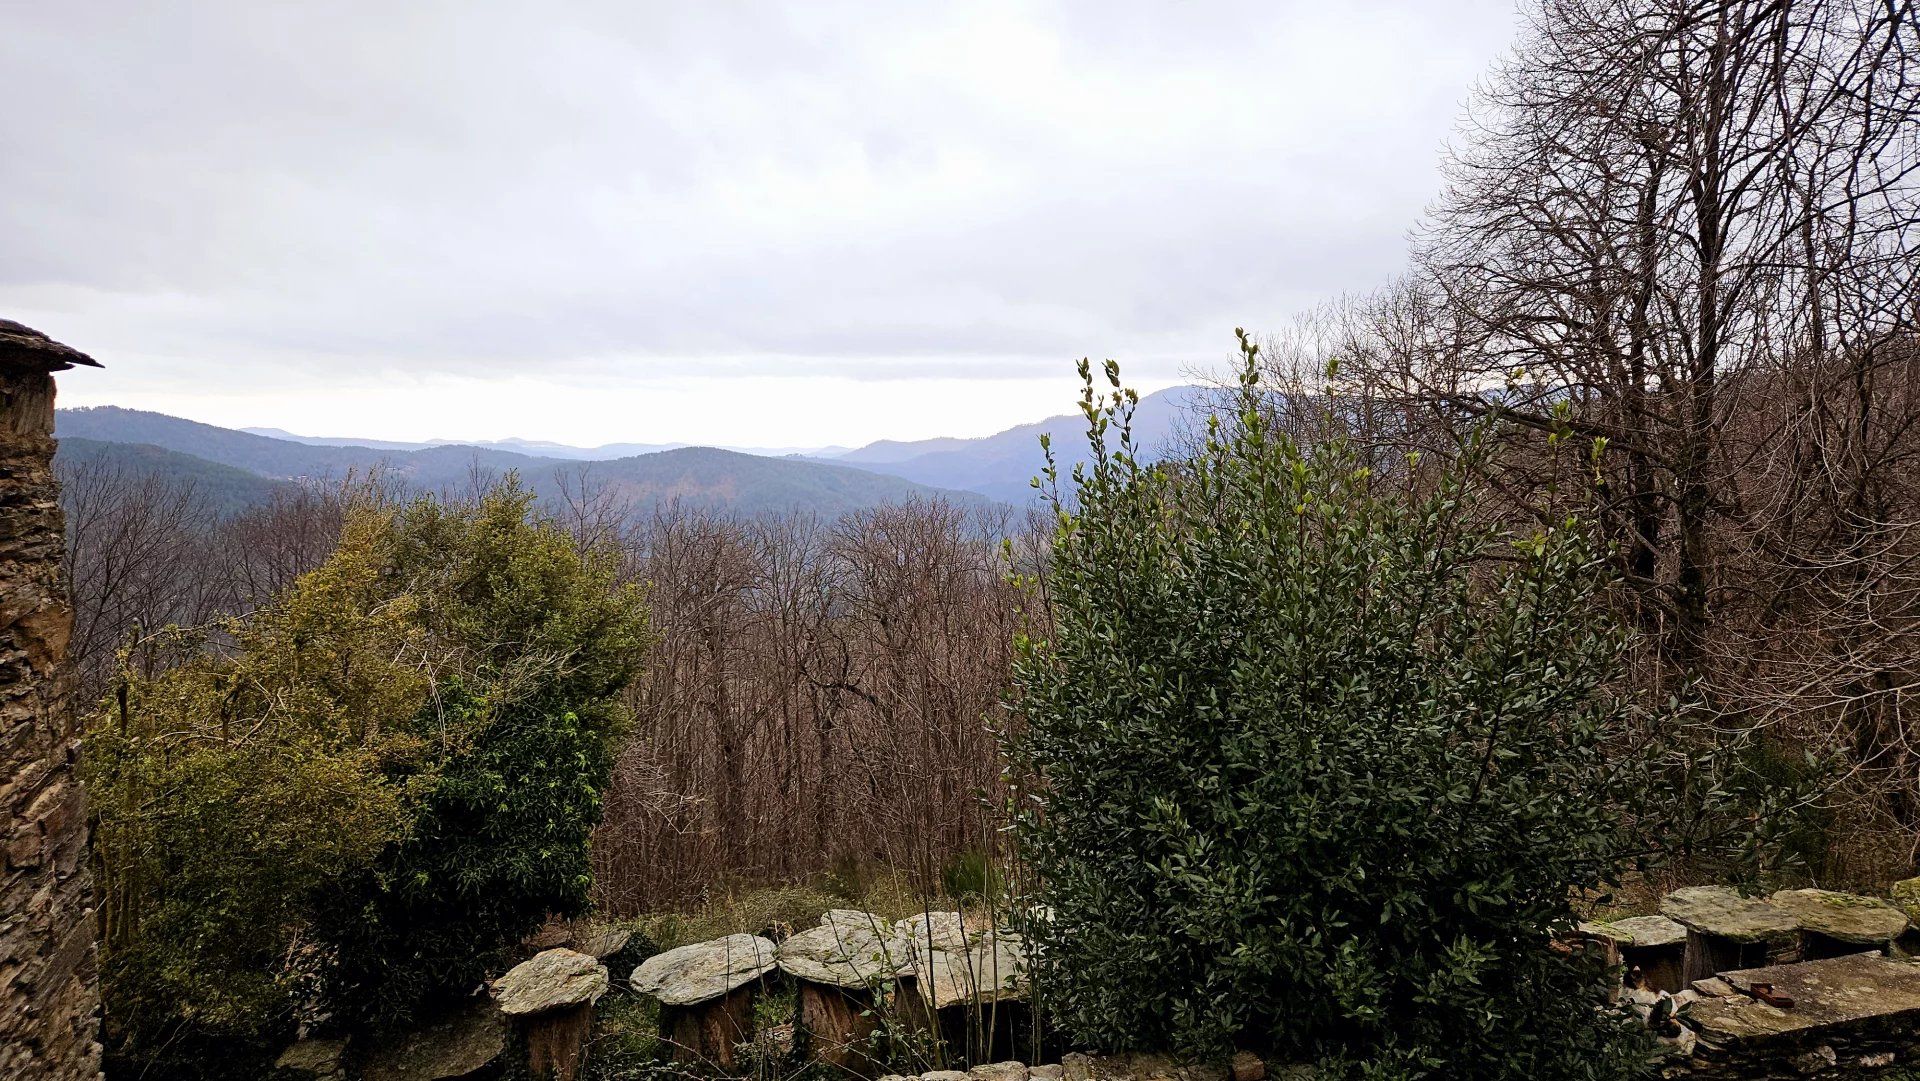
[{"x1": 55, "y1": 437, "x2": 286, "y2": 514}]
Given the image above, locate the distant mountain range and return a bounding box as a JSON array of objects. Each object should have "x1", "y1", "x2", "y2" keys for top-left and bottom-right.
[
  {"x1": 240, "y1": 428, "x2": 851, "y2": 460},
  {"x1": 56, "y1": 408, "x2": 976, "y2": 519},
  {"x1": 54, "y1": 385, "x2": 1218, "y2": 518},
  {"x1": 819, "y1": 385, "x2": 1219, "y2": 504}
]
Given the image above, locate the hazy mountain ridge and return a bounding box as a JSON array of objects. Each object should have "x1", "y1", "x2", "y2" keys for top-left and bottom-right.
[
  {"x1": 816, "y1": 385, "x2": 1224, "y2": 504},
  {"x1": 833, "y1": 435, "x2": 976, "y2": 465},
  {"x1": 241, "y1": 426, "x2": 847, "y2": 460},
  {"x1": 55, "y1": 385, "x2": 1219, "y2": 515},
  {"x1": 56, "y1": 407, "x2": 991, "y2": 518}
]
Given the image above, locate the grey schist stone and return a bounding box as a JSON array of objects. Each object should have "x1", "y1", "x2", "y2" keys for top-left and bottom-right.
[
  {"x1": 1661, "y1": 886, "x2": 1800, "y2": 943},
  {"x1": 1768, "y1": 889, "x2": 1909, "y2": 945},
  {"x1": 630, "y1": 933, "x2": 777, "y2": 1005}
]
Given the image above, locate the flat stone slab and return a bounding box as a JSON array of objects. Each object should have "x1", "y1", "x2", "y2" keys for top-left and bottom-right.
[
  {"x1": 1691, "y1": 976, "x2": 1736, "y2": 997},
  {"x1": 1683, "y1": 953, "x2": 1920, "y2": 1044},
  {"x1": 631, "y1": 933, "x2": 777, "y2": 1006},
  {"x1": 361, "y1": 1001, "x2": 506, "y2": 1081},
  {"x1": 917, "y1": 937, "x2": 1030, "y2": 1008},
  {"x1": 1578, "y1": 921, "x2": 1632, "y2": 945},
  {"x1": 896, "y1": 911, "x2": 984, "y2": 953},
  {"x1": 275, "y1": 1036, "x2": 348, "y2": 1077},
  {"x1": 1660, "y1": 885, "x2": 1800, "y2": 942},
  {"x1": 1581, "y1": 915, "x2": 1687, "y2": 949},
  {"x1": 1066, "y1": 1052, "x2": 1234, "y2": 1081},
  {"x1": 820, "y1": 908, "x2": 896, "y2": 934},
  {"x1": 1768, "y1": 888, "x2": 1909, "y2": 944},
  {"x1": 574, "y1": 925, "x2": 632, "y2": 960},
  {"x1": 493, "y1": 947, "x2": 608, "y2": 1015},
  {"x1": 778, "y1": 921, "x2": 914, "y2": 988}
]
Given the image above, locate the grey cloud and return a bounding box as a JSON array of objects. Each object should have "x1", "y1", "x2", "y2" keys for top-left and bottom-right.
[{"x1": 0, "y1": 0, "x2": 1518, "y2": 408}]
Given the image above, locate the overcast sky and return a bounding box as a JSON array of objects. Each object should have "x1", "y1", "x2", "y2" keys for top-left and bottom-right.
[{"x1": 2, "y1": 1, "x2": 1517, "y2": 448}]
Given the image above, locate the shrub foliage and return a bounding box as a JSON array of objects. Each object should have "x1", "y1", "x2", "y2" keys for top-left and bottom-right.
[
  {"x1": 86, "y1": 480, "x2": 647, "y2": 1071},
  {"x1": 1011, "y1": 339, "x2": 1654, "y2": 1079},
  {"x1": 315, "y1": 488, "x2": 649, "y2": 1027}
]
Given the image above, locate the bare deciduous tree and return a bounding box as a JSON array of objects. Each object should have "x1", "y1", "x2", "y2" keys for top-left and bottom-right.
[
  {"x1": 593, "y1": 499, "x2": 1031, "y2": 913},
  {"x1": 1306, "y1": 0, "x2": 1920, "y2": 876},
  {"x1": 62, "y1": 461, "x2": 221, "y2": 702}
]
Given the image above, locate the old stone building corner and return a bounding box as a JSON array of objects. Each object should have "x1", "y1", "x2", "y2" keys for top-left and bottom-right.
[{"x1": 0, "y1": 319, "x2": 104, "y2": 1080}]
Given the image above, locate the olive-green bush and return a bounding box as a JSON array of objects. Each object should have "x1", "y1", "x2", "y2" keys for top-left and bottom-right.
[
  {"x1": 315, "y1": 486, "x2": 648, "y2": 1029},
  {"x1": 87, "y1": 480, "x2": 647, "y2": 1075}
]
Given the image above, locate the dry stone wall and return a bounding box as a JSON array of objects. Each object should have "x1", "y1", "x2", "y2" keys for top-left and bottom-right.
[
  {"x1": 0, "y1": 358, "x2": 104, "y2": 1079},
  {"x1": 287, "y1": 895, "x2": 1920, "y2": 1079},
  {"x1": 1584, "y1": 883, "x2": 1920, "y2": 1078}
]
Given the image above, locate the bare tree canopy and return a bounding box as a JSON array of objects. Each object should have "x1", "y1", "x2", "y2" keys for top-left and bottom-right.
[{"x1": 1284, "y1": 0, "x2": 1920, "y2": 875}]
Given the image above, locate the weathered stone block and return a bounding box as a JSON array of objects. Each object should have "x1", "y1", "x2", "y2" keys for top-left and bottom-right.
[{"x1": 0, "y1": 347, "x2": 103, "y2": 1080}]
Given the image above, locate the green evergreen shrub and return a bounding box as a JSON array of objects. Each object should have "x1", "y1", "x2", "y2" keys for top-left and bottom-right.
[
  {"x1": 941, "y1": 847, "x2": 993, "y2": 901},
  {"x1": 87, "y1": 480, "x2": 648, "y2": 1072},
  {"x1": 87, "y1": 515, "x2": 436, "y2": 1076},
  {"x1": 316, "y1": 483, "x2": 649, "y2": 1028},
  {"x1": 1009, "y1": 337, "x2": 1656, "y2": 1079}
]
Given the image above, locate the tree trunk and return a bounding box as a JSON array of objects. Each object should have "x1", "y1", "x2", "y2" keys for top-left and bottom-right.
[
  {"x1": 1681, "y1": 932, "x2": 1769, "y2": 984},
  {"x1": 522, "y1": 1003, "x2": 594, "y2": 1081},
  {"x1": 660, "y1": 986, "x2": 757, "y2": 1071},
  {"x1": 796, "y1": 982, "x2": 885, "y2": 1078}
]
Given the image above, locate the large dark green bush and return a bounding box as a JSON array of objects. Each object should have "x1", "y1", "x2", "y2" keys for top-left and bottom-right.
[{"x1": 1010, "y1": 338, "x2": 1655, "y2": 1079}]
